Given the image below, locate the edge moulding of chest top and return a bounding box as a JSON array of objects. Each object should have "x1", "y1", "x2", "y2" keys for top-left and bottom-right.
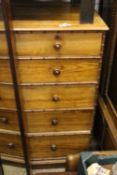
[{"x1": 0, "y1": 1, "x2": 109, "y2": 31}]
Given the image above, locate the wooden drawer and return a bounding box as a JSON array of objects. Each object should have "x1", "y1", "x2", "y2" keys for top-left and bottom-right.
[
  {"x1": 0, "y1": 133, "x2": 23, "y2": 157},
  {"x1": 0, "y1": 33, "x2": 8, "y2": 56},
  {"x1": 0, "y1": 85, "x2": 16, "y2": 109},
  {"x1": 0, "y1": 32, "x2": 102, "y2": 57},
  {"x1": 0, "y1": 59, "x2": 101, "y2": 83},
  {"x1": 28, "y1": 134, "x2": 91, "y2": 159},
  {"x1": 0, "y1": 110, "x2": 19, "y2": 131},
  {"x1": 21, "y1": 85, "x2": 97, "y2": 110},
  {"x1": 0, "y1": 85, "x2": 96, "y2": 109},
  {"x1": 25, "y1": 110, "x2": 94, "y2": 133},
  {"x1": 0, "y1": 59, "x2": 12, "y2": 83},
  {"x1": 0, "y1": 109, "x2": 93, "y2": 133}
]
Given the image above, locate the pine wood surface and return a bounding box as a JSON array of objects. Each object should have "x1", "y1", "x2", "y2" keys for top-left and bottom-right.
[
  {"x1": 0, "y1": 4, "x2": 109, "y2": 163},
  {"x1": 0, "y1": 32, "x2": 103, "y2": 57},
  {"x1": 0, "y1": 58, "x2": 101, "y2": 83},
  {"x1": 0, "y1": 110, "x2": 94, "y2": 132},
  {"x1": 0, "y1": 109, "x2": 93, "y2": 133},
  {"x1": 0, "y1": 133, "x2": 23, "y2": 157},
  {"x1": 0, "y1": 131, "x2": 90, "y2": 159},
  {"x1": 28, "y1": 134, "x2": 91, "y2": 159},
  {"x1": 24, "y1": 110, "x2": 94, "y2": 133},
  {"x1": 20, "y1": 85, "x2": 97, "y2": 110},
  {"x1": 0, "y1": 84, "x2": 97, "y2": 110},
  {"x1": 0, "y1": 5, "x2": 109, "y2": 31},
  {"x1": 0, "y1": 110, "x2": 19, "y2": 131}
]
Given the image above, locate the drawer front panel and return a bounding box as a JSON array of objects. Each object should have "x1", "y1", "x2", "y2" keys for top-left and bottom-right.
[
  {"x1": 0, "y1": 85, "x2": 16, "y2": 109},
  {"x1": 0, "y1": 59, "x2": 12, "y2": 83},
  {"x1": 25, "y1": 110, "x2": 94, "y2": 133},
  {"x1": 0, "y1": 85, "x2": 96, "y2": 109},
  {"x1": 0, "y1": 32, "x2": 102, "y2": 57},
  {"x1": 21, "y1": 85, "x2": 96, "y2": 110},
  {"x1": 0, "y1": 133, "x2": 23, "y2": 157},
  {"x1": 28, "y1": 134, "x2": 91, "y2": 159},
  {"x1": 0, "y1": 110, "x2": 19, "y2": 131},
  {"x1": 0, "y1": 34, "x2": 8, "y2": 56},
  {"x1": 0, "y1": 59, "x2": 101, "y2": 83}
]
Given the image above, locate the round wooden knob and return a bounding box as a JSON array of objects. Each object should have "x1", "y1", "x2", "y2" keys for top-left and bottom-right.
[
  {"x1": 53, "y1": 68, "x2": 61, "y2": 76},
  {"x1": 51, "y1": 144, "x2": 57, "y2": 151},
  {"x1": 54, "y1": 43, "x2": 61, "y2": 50},
  {"x1": 7, "y1": 142, "x2": 15, "y2": 149},
  {"x1": 0, "y1": 117, "x2": 8, "y2": 124},
  {"x1": 55, "y1": 34, "x2": 61, "y2": 40},
  {"x1": 52, "y1": 95, "x2": 60, "y2": 102},
  {"x1": 51, "y1": 119, "x2": 58, "y2": 126}
]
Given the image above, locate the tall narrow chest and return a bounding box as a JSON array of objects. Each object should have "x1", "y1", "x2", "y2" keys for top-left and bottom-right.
[{"x1": 0, "y1": 4, "x2": 108, "y2": 170}]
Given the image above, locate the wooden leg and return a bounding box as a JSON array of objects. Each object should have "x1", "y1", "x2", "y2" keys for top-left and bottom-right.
[{"x1": 80, "y1": 0, "x2": 95, "y2": 23}]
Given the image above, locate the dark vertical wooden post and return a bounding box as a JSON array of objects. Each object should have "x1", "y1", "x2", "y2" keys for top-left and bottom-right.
[
  {"x1": 99, "y1": 0, "x2": 117, "y2": 95},
  {"x1": 99, "y1": 0, "x2": 104, "y2": 15},
  {"x1": 1, "y1": 0, "x2": 31, "y2": 175},
  {"x1": 80, "y1": 0, "x2": 95, "y2": 23},
  {"x1": 0, "y1": 159, "x2": 4, "y2": 175}
]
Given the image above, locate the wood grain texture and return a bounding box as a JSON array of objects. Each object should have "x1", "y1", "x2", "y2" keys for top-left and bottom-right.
[
  {"x1": 0, "y1": 59, "x2": 101, "y2": 83},
  {"x1": 0, "y1": 5, "x2": 109, "y2": 31},
  {"x1": 28, "y1": 134, "x2": 91, "y2": 159},
  {"x1": 24, "y1": 110, "x2": 94, "y2": 133},
  {"x1": 0, "y1": 59, "x2": 12, "y2": 83},
  {"x1": 0, "y1": 109, "x2": 93, "y2": 133},
  {"x1": 0, "y1": 33, "x2": 8, "y2": 56},
  {"x1": 0, "y1": 85, "x2": 16, "y2": 109},
  {"x1": 99, "y1": 97, "x2": 117, "y2": 148},
  {"x1": 0, "y1": 3, "x2": 108, "y2": 163},
  {"x1": 0, "y1": 85, "x2": 97, "y2": 109},
  {"x1": 0, "y1": 32, "x2": 102, "y2": 57},
  {"x1": 0, "y1": 110, "x2": 19, "y2": 131},
  {"x1": 0, "y1": 133, "x2": 23, "y2": 157},
  {"x1": 102, "y1": 128, "x2": 117, "y2": 150},
  {"x1": 21, "y1": 85, "x2": 97, "y2": 110}
]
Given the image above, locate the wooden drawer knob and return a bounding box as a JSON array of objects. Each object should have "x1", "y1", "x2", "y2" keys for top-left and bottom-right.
[
  {"x1": 51, "y1": 119, "x2": 58, "y2": 126},
  {"x1": 53, "y1": 68, "x2": 61, "y2": 76},
  {"x1": 7, "y1": 142, "x2": 15, "y2": 149},
  {"x1": 51, "y1": 144, "x2": 57, "y2": 151},
  {"x1": 55, "y1": 34, "x2": 61, "y2": 40},
  {"x1": 52, "y1": 95, "x2": 60, "y2": 102},
  {"x1": 54, "y1": 43, "x2": 61, "y2": 50},
  {"x1": 0, "y1": 117, "x2": 8, "y2": 124}
]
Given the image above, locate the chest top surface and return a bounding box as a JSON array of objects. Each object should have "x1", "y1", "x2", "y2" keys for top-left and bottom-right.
[{"x1": 0, "y1": 5, "x2": 108, "y2": 31}]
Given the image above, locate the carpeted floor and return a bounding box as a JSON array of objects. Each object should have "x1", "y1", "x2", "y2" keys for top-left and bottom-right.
[
  {"x1": 3, "y1": 165, "x2": 26, "y2": 175},
  {"x1": 2, "y1": 165, "x2": 65, "y2": 175}
]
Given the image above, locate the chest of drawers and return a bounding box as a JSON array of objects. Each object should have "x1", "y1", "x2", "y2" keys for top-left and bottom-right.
[{"x1": 0, "y1": 3, "x2": 108, "y2": 171}]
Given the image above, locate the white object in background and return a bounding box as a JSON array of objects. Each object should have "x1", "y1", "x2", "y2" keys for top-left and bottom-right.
[
  {"x1": 87, "y1": 163, "x2": 110, "y2": 175},
  {"x1": 111, "y1": 162, "x2": 117, "y2": 175}
]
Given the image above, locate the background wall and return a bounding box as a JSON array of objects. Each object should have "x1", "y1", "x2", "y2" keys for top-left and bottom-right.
[{"x1": 95, "y1": 0, "x2": 100, "y2": 11}]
